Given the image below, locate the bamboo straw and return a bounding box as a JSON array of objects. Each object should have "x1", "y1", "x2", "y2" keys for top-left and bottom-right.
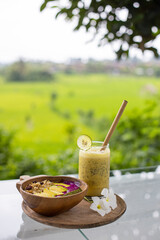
[{"x1": 101, "y1": 100, "x2": 128, "y2": 150}]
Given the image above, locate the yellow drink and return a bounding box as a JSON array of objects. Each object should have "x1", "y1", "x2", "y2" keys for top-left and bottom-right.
[{"x1": 79, "y1": 142, "x2": 110, "y2": 196}]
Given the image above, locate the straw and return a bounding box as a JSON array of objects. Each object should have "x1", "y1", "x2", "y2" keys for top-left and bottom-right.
[{"x1": 100, "y1": 100, "x2": 128, "y2": 151}]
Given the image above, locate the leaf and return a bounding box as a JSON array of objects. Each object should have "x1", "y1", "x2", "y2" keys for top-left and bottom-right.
[
  {"x1": 40, "y1": 2, "x2": 47, "y2": 12},
  {"x1": 64, "y1": 188, "x2": 82, "y2": 196},
  {"x1": 40, "y1": 0, "x2": 57, "y2": 12},
  {"x1": 39, "y1": 0, "x2": 160, "y2": 59},
  {"x1": 84, "y1": 196, "x2": 93, "y2": 203}
]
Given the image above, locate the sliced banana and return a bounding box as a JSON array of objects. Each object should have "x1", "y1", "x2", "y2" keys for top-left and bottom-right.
[{"x1": 77, "y1": 135, "x2": 92, "y2": 150}]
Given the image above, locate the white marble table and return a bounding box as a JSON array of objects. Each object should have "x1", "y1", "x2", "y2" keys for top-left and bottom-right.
[{"x1": 0, "y1": 170, "x2": 160, "y2": 240}]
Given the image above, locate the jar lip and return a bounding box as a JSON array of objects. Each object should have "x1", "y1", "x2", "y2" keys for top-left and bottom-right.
[{"x1": 92, "y1": 141, "x2": 109, "y2": 148}]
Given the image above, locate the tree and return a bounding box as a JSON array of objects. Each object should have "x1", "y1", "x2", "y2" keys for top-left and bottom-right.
[
  {"x1": 40, "y1": 0, "x2": 160, "y2": 59},
  {"x1": 7, "y1": 59, "x2": 26, "y2": 82},
  {"x1": 6, "y1": 60, "x2": 54, "y2": 82}
]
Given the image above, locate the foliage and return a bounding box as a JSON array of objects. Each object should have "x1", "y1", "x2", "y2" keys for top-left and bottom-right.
[
  {"x1": 43, "y1": 149, "x2": 78, "y2": 176},
  {"x1": 110, "y1": 99, "x2": 160, "y2": 170},
  {"x1": 77, "y1": 109, "x2": 110, "y2": 135},
  {"x1": 76, "y1": 99, "x2": 160, "y2": 171},
  {"x1": 0, "y1": 128, "x2": 44, "y2": 179},
  {"x1": 0, "y1": 128, "x2": 14, "y2": 166},
  {"x1": 0, "y1": 73, "x2": 159, "y2": 156},
  {"x1": 0, "y1": 127, "x2": 78, "y2": 180},
  {"x1": 6, "y1": 59, "x2": 54, "y2": 82},
  {"x1": 40, "y1": 0, "x2": 160, "y2": 59},
  {"x1": 1, "y1": 98, "x2": 160, "y2": 179},
  {"x1": 1, "y1": 73, "x2": 160, "y2": 179}
]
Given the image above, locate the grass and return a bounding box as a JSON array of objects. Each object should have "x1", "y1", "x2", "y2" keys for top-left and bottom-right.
[{"x1": 0, "y1": 73, "x2": 159, "y2": 157}]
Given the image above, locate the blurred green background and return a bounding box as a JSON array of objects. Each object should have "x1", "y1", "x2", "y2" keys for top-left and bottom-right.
[{"x1": 0, "y1": 59, "x2": 160, "y2": 179}]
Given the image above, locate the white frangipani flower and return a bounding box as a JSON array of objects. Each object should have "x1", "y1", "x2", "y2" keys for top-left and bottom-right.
[
  {"x1": 90, "y1": 197, "x2": 106, "y2": 216},
  {"x1": 101, "y1": 188, "x2": 109, "y2": 197},
  {"x1": 101, "y1": 188, "x2": 117, "y2": 210},
  {"x1": 101, "y1": 199, "x2": 111, "y2": 214},
  {"x1": 90, "y1": 188, "x2": 117, "y2": 216}
]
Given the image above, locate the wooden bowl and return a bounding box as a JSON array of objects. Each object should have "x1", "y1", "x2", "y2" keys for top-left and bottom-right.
[{"x1": 16, "y1": 175, "x2": 88, "y2": 216}]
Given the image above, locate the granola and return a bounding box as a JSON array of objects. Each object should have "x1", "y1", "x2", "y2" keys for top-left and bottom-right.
[{"x1": 24, "y1": 179, "x2": 81, "y2": 197}]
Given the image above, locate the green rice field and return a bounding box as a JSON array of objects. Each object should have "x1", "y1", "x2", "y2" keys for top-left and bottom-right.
[{"x1": 0, "y1": 74, "x2": 159, "y2": 157}]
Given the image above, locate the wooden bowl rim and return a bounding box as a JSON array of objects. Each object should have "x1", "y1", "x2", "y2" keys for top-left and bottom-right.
[{"x1": 20, "y1": 175, "x2": 88, "y2": 199}]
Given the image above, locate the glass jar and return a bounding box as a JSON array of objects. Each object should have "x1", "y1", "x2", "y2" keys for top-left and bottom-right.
[{"x1": 79, "y1": 141, "x2": 110, "y2": 196}]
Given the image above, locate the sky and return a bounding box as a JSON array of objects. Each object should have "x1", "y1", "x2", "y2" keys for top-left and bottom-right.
[{"x1": 0, "y1": 0, "x2": 159, "y2": 63}]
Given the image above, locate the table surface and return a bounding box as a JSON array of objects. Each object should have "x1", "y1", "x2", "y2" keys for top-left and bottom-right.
[{"x1": 0, "y1": 170, "x2": 160, "y2": 240}]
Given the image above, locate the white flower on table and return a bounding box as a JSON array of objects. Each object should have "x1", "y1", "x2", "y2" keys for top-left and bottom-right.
[
  {"x1": 90, "y1": 197, "x2": 106, "y2": 216},
  {"x1": 90, "y1": 188, "x2": 117, "y2": 216},
  {"x1": 101, "y1": 188, "x2": 117, "y2": 210}
]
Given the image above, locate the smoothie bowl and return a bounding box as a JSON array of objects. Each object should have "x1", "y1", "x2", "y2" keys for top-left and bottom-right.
[{"x1": 16, "y1": 175, "x2": 88, "y2": 216}]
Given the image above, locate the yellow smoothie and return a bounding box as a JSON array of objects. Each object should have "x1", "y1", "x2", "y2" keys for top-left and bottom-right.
[{"x1": 79, "y1": 143, "x2": 110, "y2": 196}]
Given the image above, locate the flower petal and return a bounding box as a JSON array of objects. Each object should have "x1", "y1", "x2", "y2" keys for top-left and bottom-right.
[
  {"x1": 90, "y1": 202, "x2": 106, "y2": 216},
  {"x1": 105, "y1": 206, "x2": 111, "y2": 214},
  {"x1": 90, "y1": 203, "x2": 98, "y2": 211},
  {"x1": 110, "y1": 199, "x2": 117, "y2": 210},
  {"x1": 91, "y1": 196, "x2": 100, "y2": 205},
  {"x1": 101, "y1": 188, "x2": 108, "y2": 197},
  {"x1": 101, "y1": 198, "x2": 110, "y2": 210},
  {"x1": 97, "y1": 209, "x2": 106, "y2": 217},
  {"x1": 109, "y1": 188, "x2": 114, "y2": 195}
]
